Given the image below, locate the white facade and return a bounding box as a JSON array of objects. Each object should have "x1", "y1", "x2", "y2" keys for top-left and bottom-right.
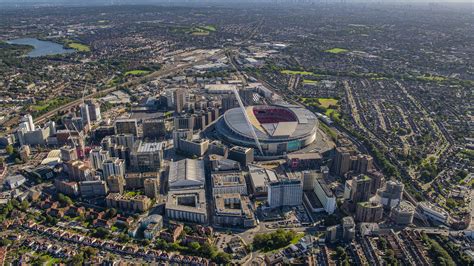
[
  {"x1": 267, "y1": 179, "x2": 303, "y2": 208},
  {"x1": 102, "y1": 157, "x2": 125, "y2": 179},
  {"x1": 314, "y1": 178, "x2": 336, "y2": 214}
]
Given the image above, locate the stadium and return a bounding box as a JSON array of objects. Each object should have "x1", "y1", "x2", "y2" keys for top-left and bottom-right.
[{"x1": 216, "y1": 104, "x2": 318, "y2": 159}]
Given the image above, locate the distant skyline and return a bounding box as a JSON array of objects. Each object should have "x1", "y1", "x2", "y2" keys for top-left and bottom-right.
[{"x1": 1, "y1": 0, "x2": 471, "y2": 4}]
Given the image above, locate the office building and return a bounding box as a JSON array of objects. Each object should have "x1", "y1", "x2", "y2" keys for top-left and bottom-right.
[
  {"x1": 102, "y1": 157, "x2": 125, "y2": 179},
  {"x1": 125, "y1": 172, "x2": 159, "y2": 190},
  {"x1": 85, "y1": 99, "x2": 101, "y2": 122},
  {"x1": 168, "y1": 159, "x2": 205, "y2": 191},
  {"x1": 333, "y1": 147, "x2": 353, "y2": 176},
  {"x1": 313, "y1": 178, "x2": 336, "y2": 214},
  {"x1": 376, "y1": 180, "x2": 404, "y2": 210},
  {"x1": 144, "y1": 178, "x2": 160, "y2": 199},
  {"x1": 355, "y1": 202, "x2": 383, "y2": 223},
  {"x1": 347, "y1": 174, "x2": 372, "y2": 203},
  {"x1": 302, "y1": 171, "x2": 319, "y2": 191},
  {"x1": 114, "y1": 119, "x2": 138, "y2": 136},
  {"x1": 130, "y1": 141, "x2": 164, "y2": 172},
  {"x1": 19, "y1": 145, "x2": 31, "y2": 162},
  {"x1": 176, "y1": 138, "x2": 209, "y2": 157},
  {"x1": 173, "y1": 88, "x2": 186, "y2": 113},
  {"x1": 89, "y1": 147, "x2": 109, "y2": 170},
  {"x1": 353, "y1": 154, "x2": 373, "y2": 174},
  {"x1": 228, "y1": 146, "x2": 254, "y2": 167},
  {"x1": 174, "y1": 115, "x2": 195, "y2": 131},
  {"x1": 342, "y1": 216, "x2": 355, "y2": 241},
  {"x1": 54, "y1": 179, "x2": 79, "y2": 197},
  {"x1": 106, "y1": 175, "x2": 125, "y2": 194},
  {"x1": 212, "y1": 171, "x2": 247, "y2": 196},
  {"x1": 60, "y1": 146, "x2": 77, "y2": 162},
  {"x1": 166, "y1": 189, "x2": 208, "y2": 224},
  {"x1": 267, "y1": 179, "x2": 303, "y2": 208},
  {"x1": 192, "y1": 112, "x2": 207, "y2": 131},
  {"x1": 214, "y1": 194, "x2": 256, "y2": 228},
  {"x1": 248, "y1": 165, "x2": 278, "y2": 197},
  {"x1": 79, "y1": 180, "x2": 108, "y2": 198},
  {"x1": 208, "y1": 140, "x2": 228, "y2": 157},
  {"x1": 221, "y1": 94, "x2": 239, "y2": 112},
  {"x1": 17, "y1": 119, "x2": 55, "y2": 146},
  {"x1": 143, "y1": 119, "x2": 167, "y2": 139},
  {"x1": 65, "y1": 160, "x2": 93, "y2": 182},
  {"x1": 416, "y1": 201, "x2": 450, "y2": 225},
  {"x1": 172, "y1": 129, "x2": 193, "y2": 150},
  {"x1": 390, "y1": 201, "x2": 415, "y2": 225},
  {"x1": 80, "y1": 103, "x2": 91, "y2": 127},
  {"x1": 326, "y1": 225, "x2": 339, "y2": 243},
  {"x1": 210, "y1": 155, "x2": 240, "y2": 172},
  {"x1": 239, "y1": 88, "x2": 255, "y2": 106},
  {"x1": 106, "y1": 193, "x2": 152, "y2": 213}
]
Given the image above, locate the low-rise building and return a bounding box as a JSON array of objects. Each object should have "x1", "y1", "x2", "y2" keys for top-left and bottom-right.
[
  {"x1": 166, "y1": 189, "x2": 208, "y2": 224},
  {"x1": 212, "y1": 171, "x2": 247, "y2": 196},
  {"x1": 214, "y1": 194, "x2": 256, "y2": 228},
  {"x1": 79, "y1": 180, "x2": 108, "y2": 198},
  {"x1": 106, "y1": 193, "x2": 152, "y2": 213}
]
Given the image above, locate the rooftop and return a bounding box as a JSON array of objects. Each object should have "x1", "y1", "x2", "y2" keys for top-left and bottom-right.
[{"x1": 168, "y1": 159, "x2": 205, "y2": 190}]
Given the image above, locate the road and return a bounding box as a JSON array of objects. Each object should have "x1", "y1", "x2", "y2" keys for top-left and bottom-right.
[{"x1": 34, "y1": 49, "x2": 224, "y2": 125}]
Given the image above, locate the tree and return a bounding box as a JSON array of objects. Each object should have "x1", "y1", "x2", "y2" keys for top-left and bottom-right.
[
  {"x1": 57, "y1": 193, "x2": 73, "y2": 206},
  {"x1": 92, "y1": 227, "x2": 109, "y2": 238},
  {"x1": 70, "y1": 253, "x2": 84, "y2": 265},
  {"x1": 0, "y1": 238, "x2": 12, "y2": 247},
  {"x1": 105, "y1": 208, "x2": 117, "y2": 219},
  {"x1": 189, "y1": 241, "x2": 201, "y2": 252},
  {"x1": 214, "y1": 252, "x2": 232, "y2": 264},
  {"x1": 5, "y1": 144, "x2": 14, "y2": 155}
]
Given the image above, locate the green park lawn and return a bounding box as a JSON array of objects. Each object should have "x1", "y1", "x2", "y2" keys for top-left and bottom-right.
[
  {"x1": 125, "y1": 70, "x2": 150, "y2": 76},
  {"x1": 324, "y1": 48, "x2": 349, "y2": 54},
  {"x1": 67, "y1": 42, "x2": 91, "y2": 52}
]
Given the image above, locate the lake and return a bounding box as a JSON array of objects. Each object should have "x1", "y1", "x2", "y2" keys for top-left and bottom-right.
[{"x1": 7, "y1": 38, "x2": 75, "y2": 57}]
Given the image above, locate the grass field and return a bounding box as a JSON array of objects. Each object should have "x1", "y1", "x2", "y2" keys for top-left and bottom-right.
[
  {"x1": 32, "y1": 97, "x2": 69, "y2": 112},
  {"x1": 325, "y1": 108, "x2": 341, "y2": 120},
  {"x1": 416, "y1": 75, "x2": 447, "y2": 82},
  {"x1": 281, "y1": 70, "x2": 314, "y2": 75},
  {"x1": 325, "y1": 48, "x2": 349, "y2": 54},
  {"x1": 303, "y1": 79, "x2": 319, "y2": 84},
  {"x1": 191, "y1": 31, "x2": 210, "y2": 36},
  {"x1": 199, "y1": 25, "x2": 216, "y2": 32},
  {"x1": 125, "y1": 70, "x2": 150, "y2": 76},
  {"x1": 318, "y1": 98, "x2": 338, "y2": 108},
  {"x1": 66, "y1": 42, "x2": 91, "y2": 52}
]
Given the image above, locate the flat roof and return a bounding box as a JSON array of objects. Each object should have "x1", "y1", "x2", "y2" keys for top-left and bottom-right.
[
  {"x1": 136, "y1": 141, "x2": 165, "y2": 153},
  {"x1": 168, "y1": 159, "x2": 205, "y2": 190}
]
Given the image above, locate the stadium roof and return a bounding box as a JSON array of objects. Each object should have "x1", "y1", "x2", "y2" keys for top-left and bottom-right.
[{"x1": 223, "y1": 105, "x2": 317, "y2": 141}]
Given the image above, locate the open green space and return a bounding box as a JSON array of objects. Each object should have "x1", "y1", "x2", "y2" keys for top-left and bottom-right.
[
  {"x1": 317, "y1": 98, "x2": 338, "y2": 108},
  {"x1": 252, "y1": 229, "x2": 303, "y2": 252},
  {"x1": 280, "y1": 69, "x2": 322, "y2": 78},
  {"x1": 416, "y1": 75, "x2": 447, "y2": 82},
  {"x1": 31, "y1": 97, "x2": 71, "y2": 114},
  {"x1": 303, "y1": 79, "x2": 319, "y2": 84},
  {"x1": 198, "y1": 25, "x2": 216, "y2": 32},
  {"x1": 65, "y1": 41, "x2": 90, "y2": 52},
  {"x1": 324, "y1": 48, "x2": 349, "y2": 54},
  {"x1": 300, "y1": 97, "x2": 341, "y2": 120},
  {"x1": 124, "y1": 70, "x2": 150, "y2": 76},
  {"x1": 171, "y1": 25, "x2": 216, "y2": 36},
  {"x1": 191, "y1": 31, "x2": 210, "y2": 36}
]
